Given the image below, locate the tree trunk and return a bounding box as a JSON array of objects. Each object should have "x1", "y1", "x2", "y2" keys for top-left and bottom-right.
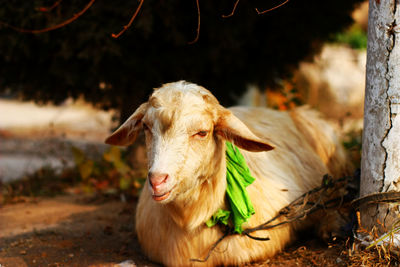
[{"x1": 360, "y1": 0, "x2": 400, "y2": 232}]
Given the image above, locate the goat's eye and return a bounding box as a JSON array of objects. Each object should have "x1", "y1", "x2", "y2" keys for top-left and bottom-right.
[{"x1": 194, "y1": 131, "x2": 208, "y2": 138}]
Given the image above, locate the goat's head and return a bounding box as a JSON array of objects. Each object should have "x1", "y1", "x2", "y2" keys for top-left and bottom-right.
[{"x1": 105, "y1": 81, "x2": 273, "y2": 203}]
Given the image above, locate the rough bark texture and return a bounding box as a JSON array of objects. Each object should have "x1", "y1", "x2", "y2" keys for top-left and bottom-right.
[{"x1": 361, "y1": 0, "x2": 400, "y2": 231}]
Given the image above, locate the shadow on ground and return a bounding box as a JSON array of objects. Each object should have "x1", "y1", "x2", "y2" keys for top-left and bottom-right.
[{"x1": 0, "y1": 195, "x2": 158, "y2": 267}]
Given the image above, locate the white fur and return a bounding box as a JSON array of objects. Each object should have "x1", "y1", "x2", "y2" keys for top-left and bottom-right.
[{"x1": 105, "y1": 81, "x2": 351, "y2": 266}]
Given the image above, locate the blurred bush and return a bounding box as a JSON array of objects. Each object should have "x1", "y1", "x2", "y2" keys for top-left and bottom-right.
[
  {"x1": 342, "y1": 129, "x2": 362, "y2": 169},
  {"x1": 71, "y1": 146, "x2": 146, "y2": 196},
  {"x1": 334, "y1": 25, "x2": 367, "y2": 50},
  {"x1": 0, "y1": 146, "x2": 147, "y2": 204}
]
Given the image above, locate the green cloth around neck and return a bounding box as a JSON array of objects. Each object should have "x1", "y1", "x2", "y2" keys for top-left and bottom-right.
[{"x1": 206, "y1": 141, "x2": 255, "y2": 234}]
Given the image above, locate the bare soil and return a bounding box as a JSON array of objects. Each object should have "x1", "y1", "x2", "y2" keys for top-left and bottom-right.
[
  {"x1": 0, "y1": 194, "x2": 354, "y2": 267},
  {"x1": 0, "y1": 194, "x2": 156, "y2": 267}
]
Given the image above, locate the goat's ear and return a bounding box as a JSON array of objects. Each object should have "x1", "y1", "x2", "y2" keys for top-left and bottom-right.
[
  {"x1": 215, "y1": 111, "x2": 274, "y2": 152},
  {"x1": 105, "y1": 103, "x2": 148, "y2": 146}
]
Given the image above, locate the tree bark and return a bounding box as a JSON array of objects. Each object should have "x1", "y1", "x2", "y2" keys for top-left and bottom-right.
[{"x1": 361, "y1": 0, "x2": 400, "y2": 232}]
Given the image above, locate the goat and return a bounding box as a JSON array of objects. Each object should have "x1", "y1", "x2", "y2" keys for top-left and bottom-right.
[{"x1": 105, "y1": 81, "x2": 350, "y2": 266}]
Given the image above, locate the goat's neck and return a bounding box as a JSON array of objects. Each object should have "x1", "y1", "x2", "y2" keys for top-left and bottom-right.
[{"x1": 166, "y1": 142, "x2": 227, "y2": 231}]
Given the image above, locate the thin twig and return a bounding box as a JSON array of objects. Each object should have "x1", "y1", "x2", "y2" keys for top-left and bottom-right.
[
  {"x1": 188, "y1": 0, "x2": 200, "y2": 44},
  {"x1": 244, "y1": 189, "x2": 328, "y2": 234},
  {"x1": 222, "y1": 0, "x2": 240, "y2": 18},
  {"x1": 255, "y1": 0, "x2": 289, "y2": 15},
  {"x1": 247, "y1": 176, "x2": 347, "y2": 235},
  {"x1": 244, "y1": 232, "x2": 270, "y2": 241},
  {"x1": 0, "y1": 0, "x2": 95, "y2": 34},
  {"x1": 190, "y1": 229, "x2": 231, "y2": 262},
  {"x1": 352, "y1": 191, "x2": 400, "y2": 209},
  {"x1": 36, "y1": 0, "x2": 63, "y2": 12},
  {"x1": 112, "y1": 0, "x2": 144, "y2": 38},
  {"x1": 194, "y1": 175, "x2": 352, "y2": 263}
]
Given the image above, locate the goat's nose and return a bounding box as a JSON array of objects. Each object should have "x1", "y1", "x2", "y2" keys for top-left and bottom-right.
[{"x1": 148, "y1": 172, "x2": 169, "y2": 188}]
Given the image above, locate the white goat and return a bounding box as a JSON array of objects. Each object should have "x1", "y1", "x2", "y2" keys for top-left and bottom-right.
[{"x1": 105, "y1": 81, "x2": 350, "y2": 266}]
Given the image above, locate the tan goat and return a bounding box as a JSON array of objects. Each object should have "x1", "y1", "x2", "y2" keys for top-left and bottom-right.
[{"x1": 105, "y1": 81, "x2": 350, "y2": 266}]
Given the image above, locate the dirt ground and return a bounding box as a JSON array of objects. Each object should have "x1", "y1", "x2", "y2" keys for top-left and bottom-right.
[
  {"x1": 0, "y1": 194, "x2": 157, "y2": 267},
  {"x1": 0, "y1": 193, "x2": 356, "y2": 267}
]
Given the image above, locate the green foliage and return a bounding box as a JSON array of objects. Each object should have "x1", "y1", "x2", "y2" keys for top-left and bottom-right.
[
  {"x1": 71, "y1": 146, "x2": 146, "y2": 196},
  {"x1": 0, "y1": 0, "x2": 364, "y2": 120},
  {"x1": 334, "y1": 25, "x2": 368, "y2": 50},
  {"x1": 343, "y1": 129, "x2": 362, "y2": 168}
]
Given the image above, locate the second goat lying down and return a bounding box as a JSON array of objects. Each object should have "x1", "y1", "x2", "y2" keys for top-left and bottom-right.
[{"x1": 105, "y1": 81, "x2": 350, "y2": 266}]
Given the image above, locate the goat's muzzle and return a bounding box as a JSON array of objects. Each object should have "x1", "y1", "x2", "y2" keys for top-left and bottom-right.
[{"x1": 148, "y1": 172, "x2": 171, "y2": 201}]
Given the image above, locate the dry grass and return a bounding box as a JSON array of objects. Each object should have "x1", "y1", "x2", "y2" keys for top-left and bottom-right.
[{"x1": 345, "y1": 212, "x2": 400, "y2": 266}]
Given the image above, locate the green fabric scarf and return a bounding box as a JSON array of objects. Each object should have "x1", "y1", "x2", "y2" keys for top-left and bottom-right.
[{"x1": 206, "y1": 141, "x2": 255, "y2": 234}]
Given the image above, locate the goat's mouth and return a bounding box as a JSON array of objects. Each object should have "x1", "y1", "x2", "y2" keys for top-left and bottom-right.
[{"x1": 152, "y1": 190, "x2": 171, "y2": 201}]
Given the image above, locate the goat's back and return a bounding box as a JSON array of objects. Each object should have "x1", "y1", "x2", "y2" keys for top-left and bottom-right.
[
  {"x1": 230, "y1": 106, "x2": 350, "y2": 179},
  {"x1": 230, "y1": 106, "x2": 350, "y2": 241}
]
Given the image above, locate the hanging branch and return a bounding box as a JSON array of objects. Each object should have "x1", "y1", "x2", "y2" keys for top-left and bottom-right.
[
  {"x1": 36, "y1": 0, "x2": 63, "y2": 13},
  {"x1": 256, "y1": 0, "x2": 289, "y2": 15},
  {"x1": 222, "y1": 0, "x2": 240, "y2": 18},
  {"x1": 0, "y1": 0, "x2": 95, "y2": 34},
  {"x1": 111, "y1": 0, "x2": 144, "y2": 38},
  {"x1": 223, "y1": 0, "x2": 288, "y2": 19},
  {"x1": 188, "y1": 0, "x2": 201, "y2": 44}
]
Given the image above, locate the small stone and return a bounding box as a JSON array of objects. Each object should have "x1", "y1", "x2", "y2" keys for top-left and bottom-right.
[{"x1": 115, "y1": 259, "x2": 137, "y2": 267}]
